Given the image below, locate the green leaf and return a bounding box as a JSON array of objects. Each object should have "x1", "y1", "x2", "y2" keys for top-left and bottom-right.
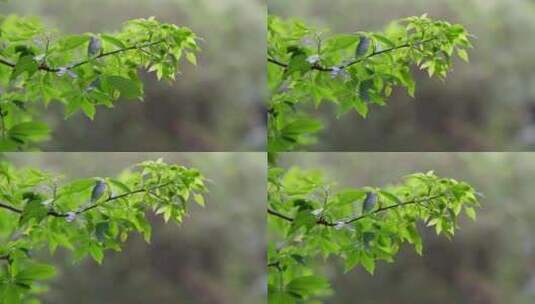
[
  {"x1": 287, "y1": 54, "x2": 311, "y2": 75},
  {"x1": 1, "y1": 286, "x2": 21, "y2": 304},
  {"x1": 101, "y1": 34, "x2": 126, "y2": 49},
  {"x1": 105, "y1": 76, "x2": 142, "y2": 99},
  {"x1": 269, "y1": 291, "x2": 295, "y2": 304},
  {"x1": 286, "y1": 275, "x2": 330, "y2": 297},
  {"x1": 80, "y1": 99, "x2": 96, "y2": 120},
  {"x1": 59, "y1": 179, "x2": 95, "y2": 196},
  {"x1": 19, "y1": 199, "x2": 48, "y2": 226},
  {"x1": 283, "y1": 118, "x2": 322, "y2": 137},
  {"x1": 360, "y1": 252, "x2": 376, "y2": 274},
  {"x1": 335, "y1": 189, "x2": 366, "y2": 206},
  {"x1": 344, "y1": 251, "x2": 360, "y2": 272},
  {"x1": 95, "y1": 222, "x2": 110, "y2": 243},
  {"x1": 193, "y1": 193, "x2": 205, "y2": 207},
  {"x1": 379, "y1": 190, "x2": 402, "y2": 205},
  {"x1": 59, "y1": 35, "x2": 90, "y2": 51},
  {"x1": 465, "y1": 207, "x2": 476, "y2": 220},
  {"x1": 16, "y1": 263, "x2": 56, "y2": 283},
  {"x1": 457, "y1": 49, "x2": 469, "y2": 62},
  {"x1": 354, "y1": 100, "x2": 369, "y2": 118},
  {"x1": 399, "y1": 68, "x2": 416, "y2": 97},
  {"x1": 108, "y1": 179, "x2": 131, "y2": 194},
  {"x1": 11, "y1": 55, "x2": 38, "y2": 81},
  {"x1": 288, "y1": 210, "x2": 316, "y2": 235},
  {"x1": 372, "y1": 33, "x2": 395, "y2": 48},
  {"x1": 324, "y1": 34, "x2": 359, "y2": 52},
  {"x1": 8, "y1": 122, "x2": 50, "y2": 142},
  {"x1": 89, "y1": 243, "x2": 104, "y2": 264},
  {"x1": 185, "y1": 52, "x2": 197, "y2": 65},
  {"x1": 133, "y1": 213, "x2": 152, "y2": 243}
]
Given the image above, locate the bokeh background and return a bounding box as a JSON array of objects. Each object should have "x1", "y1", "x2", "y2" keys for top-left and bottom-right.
[
  {"x1": 278, "y1": 152, "x2": 535, "y2": 304},
  {"x1": 269, "y1": 0, "x2": 535, "y2": 151},
  {"x1": 1, "y1": 0, "x2": 266, "y2": 151},
  {"x1": 4, "y1": 152, "x2": 266, "y2": 304}
]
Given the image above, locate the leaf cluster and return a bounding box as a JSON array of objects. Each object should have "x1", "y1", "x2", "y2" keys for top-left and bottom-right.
[
  {"x1": 0, "y1": 15, "x2": 199, "y2": 150},
  {"x1": 0, "y1": 159, "x2": 207, "y2": 303},
  {"x1": 268, "y1": 15, "x2": 472, "y2": 151},
  {"x1": 267, "y1": 166, "x2": 480, "y2": 302}
]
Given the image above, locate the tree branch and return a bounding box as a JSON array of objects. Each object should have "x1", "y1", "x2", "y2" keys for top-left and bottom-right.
[
  {"x1": 0, "y1": 40, "x2": 165, "y2": 73},
  {"x1": 267, "y1": 193, "x2": 446, "y2": 227},
  {"x1": 342, "y1": 193, "x2": 444, "y2": 225},
  {"x1": 0, "y1": 58, "x2": 15, "y2": 69},
  {"x1": 0, "y1": 181, "x2": 174, "y2": 218},
  {"x1": 267, "y1": 208, "x2": 294, "y2": 222},
  {"x1": 0, "y1": 202, "x2": 22, "y2": 214},
  {"x1": 67, "y1": 39, "x2": 165, "y2": 71},
  {"x1": 267, "y1": 57, "x2": 287, "y2": 68},
  {"x1": 66, "y1": 181, "x2": 174, "y2": 217},
  {"x1": 267, "y1": 37, "x2": 437, "y2": 72}
]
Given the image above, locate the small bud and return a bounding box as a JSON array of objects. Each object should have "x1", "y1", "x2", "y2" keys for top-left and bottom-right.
[
  {"x1": 56, "y1": 67, "x2": 68, "y2": 77},
  {"x1": 306, "y1": 54, "x2": 320, "y2": 64},
  {"x1": 334, "y1": 221, "x2": 354, "y2": 232},
  {"x1": 301, "y1": 37, "x2": 314, "y2": 46},
  {"x1": 66, "y1": 212, "x2": 77, "y2": 223},
  {"x1": 311, "y1": 208, "x2": 323, "y2": 217},
  {"x1": 330, "y1": 66, "x2": 349, "y2": 80},
  {"x1": 67, "y1": 70, "x2": 78, "y2": 79},
  {"x1": 330, "y1": 66, "x2": 342, "y2": 78},
  {"x1": 334, "y1": 221, "x2": 346, "y2": 230},
  {"x1": 56, "y1": 67, "x2": 78, "y2": 79}
]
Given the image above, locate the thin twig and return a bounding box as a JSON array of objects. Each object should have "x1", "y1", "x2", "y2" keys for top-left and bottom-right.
[
  {"x1": 267, "y1": 208, "x2": 294, "y2": 222},
  {"x1": 0, "y1": 202, "x2": 22, "y2": 214},
  {"x1": 0, "y1": 40, "x2": 165, "y2": 73},
  {"x1": 0, "y1": 181, "x2": 174, "y2": 218},
  {"x1": 67, "y1": 40, "x2": 165, "y2": 70},
  {"x1": 0, "y1": 58, "x2": 15, "y2": 68},
  {"x1": 267, "y1": 193, "x2": 446, "y2": 227},
  {"x1": 267, "y1": 37, "x2": 437, "y2": 72},
  {"x1": 72, "y1": 181, "x2": 173, "y2": 216},
  {"x1": 343, "y1": 193, "x2": 444, "y2": 225}
]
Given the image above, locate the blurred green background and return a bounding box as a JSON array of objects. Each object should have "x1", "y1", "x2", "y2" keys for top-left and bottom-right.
[
  {"x1": 4, "y1": 152, "x2": 266, "y2": 304},
  {"x1": 1, "y1": 0, "x2": 266, "y2": 151},
  {"x1": 269, "y1": 0, "x2": 535, "y2": 151},
  {"x1": 279, "y1": 152, "x2": 535, "y2": 304}
]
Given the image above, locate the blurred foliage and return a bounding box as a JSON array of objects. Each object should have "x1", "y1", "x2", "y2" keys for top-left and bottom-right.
[
  {"x1": 0, "y1": 159, "x2": 207, "y2": 303},
  {"x1": 268, "y1": 163, "x2": 479, "y2": 302},
  {"x1": 0, "y1": 14, "x2": 199, "y2": 150},
  {"x1": 3, "y1": 152, "x2": 266, "y2": 304},
  {"x1": 279, "y1": 152, "x2": 535, "y2": 304},
  {"x1": 1, "y1": 0, "x2": 266, "y2": 151},
  {"x1": 267, "y1": 14, "x2": 471, "y2": 151},
  {"x1": 269, "y1": 0, "x2": 535, "y2": 151}
]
